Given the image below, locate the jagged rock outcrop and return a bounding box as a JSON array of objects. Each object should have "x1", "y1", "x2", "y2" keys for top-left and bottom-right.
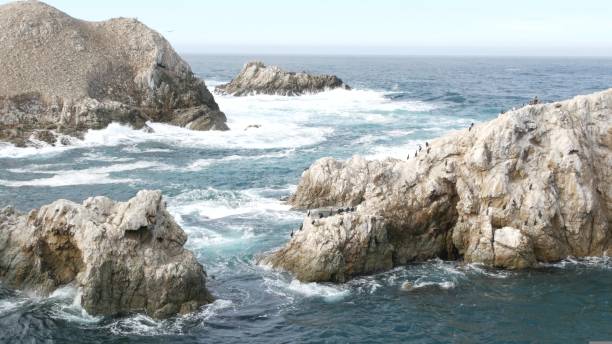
[
  {"x1": 261, "y1": 89, "x2": 612, "y2": 282},
  {"x1": 0, "y1": 190, "x2": 213, "y2": 318},
  {"x1": 0, "y1": 0, "x2": 228, "y2": 147},
  {"x1": 215, "y1": 61, "x2": 350, "y2": 96}
]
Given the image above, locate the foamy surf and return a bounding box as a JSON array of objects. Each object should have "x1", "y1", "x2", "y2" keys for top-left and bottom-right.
[
  {"x1": 168, "y1": 187, "x2": 299, "y2": 221},
  {"x1": 263, "y1": 276, "x2": 349, "y2": 303},
  {"x1": 1, "y1": 161, "x2": 166, "y2": 187},
  {"x1": 105, "y1": 299, "x2": 234, "y2": 336}
]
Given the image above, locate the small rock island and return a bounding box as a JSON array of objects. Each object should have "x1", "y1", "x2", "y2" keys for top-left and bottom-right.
[
  {"x1": 0, "y1": 190, "x2": 213, "y2": 319},
  {"x1": 0, "y1": 0, "x2": 228, "y2": 147},
  {"x1": 215, "y1": 61, "x2": 351, "y2": 96},
  {"x1": 261, "y1": 89, "x2": 612, "y2": 282}
]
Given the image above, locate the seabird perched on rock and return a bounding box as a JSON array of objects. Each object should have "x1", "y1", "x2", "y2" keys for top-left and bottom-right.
[
  {"x1": 311, "y1": 220, "x2": 315, "y2": 225},
  {"x1": 418, "y1": 144, "x2": 422, "y2": 152},
  {"x1": 427, "y1": 148, "x2": 430, "y2": 154},
  {"x1": 290, "y1": 231, "x2": 294, "y2": 237},
  {"x1": 299, "y1": 224, "x2": 303, "y2": 231},
  {"x1": 415, "y1": 151, "x2": 418, "y2": 158},
  {"x1": 406, "y1": 155, "x2": 409, "y2": 160},
  {"x1": 319, "y1": 213, "x2": 324, "y2": 218},
  {"x1": 425, "y1": 141, "x2": 429, "y2": 147},
  {"x1": 307, "y1": 210, "x2": 311, "y2": 216},
  {"x1": 469, "y1": 123, "x2": 474, "y2": 131}
]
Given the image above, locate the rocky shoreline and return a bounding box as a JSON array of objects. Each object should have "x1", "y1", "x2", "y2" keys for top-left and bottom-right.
[
  {"x1": 260, "y1": 89, "x2": 612, "y2": 282},
  {"x1": 215, "y1": 61, "x2": 350, "y2": 96},
  {"x1": 0, "y1": 1, "x2": 228, "y2": 147}
]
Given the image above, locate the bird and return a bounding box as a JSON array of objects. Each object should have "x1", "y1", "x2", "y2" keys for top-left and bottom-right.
[
  {"x1": 418, "y1": 144, "x2": 422, "y2": 152},
  {"x1": 415, "y1": 151, "x2": 418, "y2": 158},
  {"x1": 469, "y1": 123, "x2": 474, "y2": 131},
  {"x1": 319, "y1": 213, "x2": 324, "y2": 218},
  {"x1": 529, "y1": 184, "x2": 532, "y2": 190},
  {"x1": 425, "y1": 141, "x2": 429, "y2": 147},
  {"x1": 406, "y1": 155, "x2": 409, "y2": 160},
  {"x1": 290, "y1": 231, "x2": 294, "y2": 237},
  {"x1": 307, "y1": 210, "x2": 311, "y2": 216},
  {"x1": 427, "y1": 148, "x2": 430, "y2": 154},
  {"x1": 299, "y1": 224, "x2": 303, "y2": 231},
  {"x1": 311, "y1": 220, "x2": 315, "y2": 225}
]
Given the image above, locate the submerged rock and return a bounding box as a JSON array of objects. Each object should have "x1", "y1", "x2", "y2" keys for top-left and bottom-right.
[
  {"x1": 215, "y1": 61, "x2": 350, "y2": 96},
  {"x1": 0, "y1": 1, "x2": 228, "y2": 147},
  {"x1": 0, "y1": 190, "x2": 213, "y2": 318},
  {"x1": 261, "y1": 89, "x2": 612, "y2": 282}
]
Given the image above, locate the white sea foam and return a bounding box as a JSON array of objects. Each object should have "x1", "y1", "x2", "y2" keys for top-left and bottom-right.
[
  {"x1": 214, "y1": 87, "x2": 437, "y2": 125},
  {"x1": 49, "y1": 285, "x2": 101, "y2": 324},
  {"x1": 0, "y1": 86, "x2": 439, "y2": 158},
  {"x1": 263, "y1": 276, "x2": 349, "y2": 302},
  {"x1": 1, "y1": 161, "x2": 166, "y2": 187},
  {"x1": 168, "y1": 187, "x2": 299, "y2": 221},
  {"x1": 105, "y1": 299, "x2": 233, "y2": 336},
  {"x1": 168, "y1": 187, "x2": 300, "y2": 248},
  {"x1": 411, "y1": 281, "x2": 456, "y2": 290},
  {"x1": 180, "y1": 149, "x2": 295, "y2": 172},
  {"x1": 538, "y1": 255, "x2": 611, "y2": 269}
]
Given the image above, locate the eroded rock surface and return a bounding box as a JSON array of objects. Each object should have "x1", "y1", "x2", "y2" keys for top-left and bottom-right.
[
  {"x1": 215, "y1": 61, "x2": 350, "y2": 96},
  {"x1": 261, "y1": 89, "x2": 612, "y2": 282},
  {"x1": 0, "y1": 190, "x2": 212, "y2": 318},
  {"x1": 0, "y1": 1, "x2": 228, "y2": 147}
]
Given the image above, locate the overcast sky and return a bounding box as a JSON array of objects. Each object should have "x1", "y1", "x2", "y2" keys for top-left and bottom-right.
[{"x1": 3, "y1": 0, "x2": 612, "y2": 56}]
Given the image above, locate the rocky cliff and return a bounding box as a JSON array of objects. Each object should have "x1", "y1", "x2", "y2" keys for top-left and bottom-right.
[
  {"x1": 261, "y1": 89, "x2": 612, "y2": 282},
  {"x1": 0, "y1": 0, "x2": 228, "y2": 147},
  {"x1": 215, "y1": 61, "x2": 350, "y2": 96},
  {"x1": 0, "y1": 190, "x2": 213, "y2": 319}
]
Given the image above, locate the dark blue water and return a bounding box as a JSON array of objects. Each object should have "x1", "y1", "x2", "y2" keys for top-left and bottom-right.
[{"x1": 0, "y1": 56, "x2": 611, "y2": 343}]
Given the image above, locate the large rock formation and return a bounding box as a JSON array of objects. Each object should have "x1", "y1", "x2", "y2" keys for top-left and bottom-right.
[
  {"x1": 261, "y1": 89, "x2": 612, "y2": 282},
  {"x1": 0, "y1": 0, "x2": 228, "y2": 147},
  {"x1": 0, "y1": 190, "x2": 213, "y2": 319},
  {"x1": 215, "y1": 61, "x2": 350, "y2": 96}
]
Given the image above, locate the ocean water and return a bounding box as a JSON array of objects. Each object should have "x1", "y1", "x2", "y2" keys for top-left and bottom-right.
[{"x1": 1, "y1": 56, "x2": 612, "y2": 343}]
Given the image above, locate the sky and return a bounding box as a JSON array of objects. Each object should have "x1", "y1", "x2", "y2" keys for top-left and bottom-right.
[{"x1": 2, "y1": 0, "x2": 612, "y2": 56}]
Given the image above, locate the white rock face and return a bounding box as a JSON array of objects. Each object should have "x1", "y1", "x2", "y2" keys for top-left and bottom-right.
[
  {"x1": 0, "y1": 190, "x2": 212, "y2": 319},
  {"x1": 261, "y1": 89, "x2": 612, "y2": 282},
  {"x1": 215, "y1": 61, "x2": 350, "y2": 96}
]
